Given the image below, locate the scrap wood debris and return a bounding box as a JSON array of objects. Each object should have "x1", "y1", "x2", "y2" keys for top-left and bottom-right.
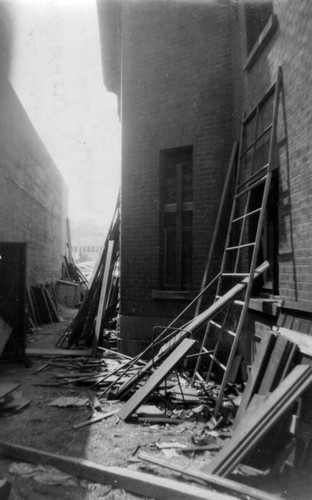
[{"x1": 57, "y1": 192, "x2": 120, "y2": 351}]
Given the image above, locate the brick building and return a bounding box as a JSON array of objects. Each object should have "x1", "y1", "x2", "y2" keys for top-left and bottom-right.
[{"x1": 97, "y1": 0, "x2": 312, "y2": 356}]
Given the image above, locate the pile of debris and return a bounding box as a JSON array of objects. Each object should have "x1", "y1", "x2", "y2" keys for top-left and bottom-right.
[{"x1": 57, "y1": 192, "x2": 120, "y2": 352}]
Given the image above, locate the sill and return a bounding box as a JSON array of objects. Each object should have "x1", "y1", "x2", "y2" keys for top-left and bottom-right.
[
  {"x1": 152, "y1": 289, "x2": 196, "y2": 300},
  {"x1": 281, "y1": 300, "x2": 312, "y2": 314},
  {"x1": 244, "y1": 14, "x2": 278, "y2": 72},
  {"x1": 248, "y1": 297, "x2": 283, "y2": 316}
]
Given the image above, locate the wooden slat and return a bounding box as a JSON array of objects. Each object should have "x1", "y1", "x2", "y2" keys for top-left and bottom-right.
[
  {"x1": 138, "y1": 451, "x2": 279, "y2": 500},
  {"x1": 0, "y1": 383, "x2": 21, "y2": 400},
  {"x1": 258, "y1": 336, "x2": 291, "y2": 394},
  {"x1": 273, "y1": 326, "x2": 312, "y2": 358},
  {"x1": 233, "y1": 332, "x2": 276, "y2": 428},
  {"x1": 0, "y1": 316, "x2": 12, "y2": 357},
  {"x1": 0, "y1": 441, "x2": 236, "y2": 500},
  {"x1": 207, "y1": 365, "x2": 312, "y2": 476},
  {"x1": 118, "y1": 339, "x2": 196, "y2": 421},
  {"x1": 93, "y1": 239, "x2": 114, "y2": 356}
]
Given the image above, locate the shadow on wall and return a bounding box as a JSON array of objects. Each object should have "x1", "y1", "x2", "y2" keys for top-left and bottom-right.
[{"x1": 0, "y1": 1, "x2": 13, "y2": 79}]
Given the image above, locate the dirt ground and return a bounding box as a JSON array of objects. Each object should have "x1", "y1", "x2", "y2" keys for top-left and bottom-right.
[
  {"x1": 1, "y1": 307, "x2": 312, "y2": 500},
  {"x1": 0, "y1": 306, "x2": 220, "y2": 500}
]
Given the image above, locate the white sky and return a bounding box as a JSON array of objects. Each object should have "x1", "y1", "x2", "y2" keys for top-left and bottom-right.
[{"x1": 8, "y1": 0, "x2": 121, "y2": 231}]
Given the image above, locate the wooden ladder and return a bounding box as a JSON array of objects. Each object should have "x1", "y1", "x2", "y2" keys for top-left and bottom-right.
[{"x1": 192, "y1": 67, "x2": 283, "y2": 416}]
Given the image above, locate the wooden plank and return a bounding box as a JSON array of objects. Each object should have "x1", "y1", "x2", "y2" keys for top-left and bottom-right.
[
  {"x1": 206, "y1": 365, "x2": 312, "y2": 477},
  {"x1": 138, "y1": 451, "x2": 280, "y2": 500},
  {"x1": 93, "y1": 240, "x2": 114, "y2": 356},
  {"x1": 0, "y1": 316, "x2": 12, "y2": 357},
  {"x1": 258, "y1": 336, "x2": 290, "y2": 394},
  {"x1": 0, "y1": 441, "x2": 237, "y2": 500},
  {"x1": 116, "y1": 262, "x2": 270, "y2": 399},
  {"x1": 273, "y1": 326, "x2": 312, "y2": 358},
  {"x1": 118, "y1": 339, "x2": 196, "y2": 421},
  {"x1": 0, "y1": 383, "x2": 21, "y2": 400},
  {"x1": 25, "y1": 348, "x2": 91, "y2": 357},
  {"x1": 233, "y1": 332, "x2": 276, "y2": 428},
  {"x1": 73, "y1": 409, "x2": 118, "y2": 430}
]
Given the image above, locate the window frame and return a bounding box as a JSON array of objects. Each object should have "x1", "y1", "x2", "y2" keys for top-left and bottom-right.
[{"x1": 159, "y1": 146, "x2": 193, "y2": 291}]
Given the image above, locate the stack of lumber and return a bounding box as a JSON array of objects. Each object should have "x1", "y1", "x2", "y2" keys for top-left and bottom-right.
[
  {"x1": 204, "y1": 332, "x2": 312, "y2": 478},
  {"x1": 61, "y1": 255, "x2": 89, "y2": 289},
  {"x1": 58, "y1": 193, "x2": 120, "y2": 351},
  {"x1": 27, "y1": 283, "x2": 60, "y2": 327}
]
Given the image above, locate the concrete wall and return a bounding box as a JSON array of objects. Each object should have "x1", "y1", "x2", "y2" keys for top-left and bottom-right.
[
  {"x1": 0, "y1": 1, "x2": 67, "y2": 285},
  {"x1": 0, "y1": 79, "x2": 67, "y2": 285},
  {"x1": 119, "y1": 0, "x2": 233, "y2": 355}
]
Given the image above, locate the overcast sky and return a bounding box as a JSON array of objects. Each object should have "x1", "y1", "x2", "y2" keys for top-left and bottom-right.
[{"x1": 8, "y1": 0, "x2": 121, "y2": 231}]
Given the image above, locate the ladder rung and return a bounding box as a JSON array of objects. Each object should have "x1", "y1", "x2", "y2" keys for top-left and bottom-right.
[
  {"x1": 237, "y1": 164, "x2": 269, "y2": 191},
  {"x1": 240, "y1": 123, "x2": 273, "y2": 159},
  {"x1": 242, "y1": 80, "x2": 276, "y2": 125},
  {"x1": 233, "y1": 299, "x2": 245, "y2": 307},
  {"x1": 235, "y1": 174, "x2": 268, "y2": 199},
  {"x1": 209, "y1": 354, "x2": 226, "y2": 371},
  {"x1": 215, "y1": 295, "x2": 245, "y2": 308},
  {"x1": 210, "y1": 320, "x2": 236, "y2": 337},
  {"x1": 232, "y1": 207, "x2": 261, "y2": 224},
  {"x1": 222, "y1": 273, "x2": 250, "y2": 277},
  {"x1": 226, "y1": 242, "x2": 255, "y2": 251}
]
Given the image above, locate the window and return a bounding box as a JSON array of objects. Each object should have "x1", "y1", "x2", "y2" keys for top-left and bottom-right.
[
  {"x1": 249, "y1": 171, "x2": 279, "y2": 296},
  {"x1": 160, "y1": 146, "x2": 193, "y2": 290},
  {"x1": 245, "y1": 1, "x2": 273, "y2": 54}
]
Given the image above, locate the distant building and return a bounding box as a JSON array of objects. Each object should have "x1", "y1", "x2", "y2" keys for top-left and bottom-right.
[{"x1": 98, "y1": 0, "x2": 312, "y2": 356}]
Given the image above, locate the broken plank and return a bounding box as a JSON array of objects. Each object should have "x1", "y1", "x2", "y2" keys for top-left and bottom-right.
[
  {"x1": 273, "y1": 326, "x2": 312, "y2": 358},
  {"x1": 137, "y1": 417, "x2": 182, "y2": 425},
  {"x1": 138, "y1": 451, "x2": 279, "y2": 500},
  {"x1": 0, "y1": 383, "x2": 21, "y2": 400},
  {"x1": 0, "y1": 441, "x2": 237, "y2": 500},
  {"x1": 73, "y1": 409, "x2": 119, "y2": 430},
  {"x1": 258, "y1": 336, "x2": 291, "y2": 394},
  {"x1": 25, "y1": 348, "x2": 91, "y2": 357},
  {"x1": 233, "y1": 332, "x2": 276, "y2": 429},
  {"x1": 118, "y1": 339, "x2": 197, "y2": 421},
  {"x1": 207, "y1": 365, "x2": 312, "y2": 477}
]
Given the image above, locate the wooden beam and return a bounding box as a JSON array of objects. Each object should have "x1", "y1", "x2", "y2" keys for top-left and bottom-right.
[
  {"x1": 258, "y1": 336, "x2": 291, "y2": 394},
  {"x1": 233, "y1": 332, "x2": 276, "y2": 428},
  {"x1": 207, "y1": 365, "x2": 312, "y2": 477},
  {"x1": 138, "y1": 451, "x2": 280, "y2": 500},
  {"x1": 93, "y1": 239, "x2": 114, "y2": 356},
  {"x1": 116, "y1": 262, "x2": 270, "y2": 399},
  {"x1": 273, "y1": 326, "x2": 312, "y2": 358},
  {"x1": 0, "y1": 441, "x2": 237, "y2": 500},
  {"x1": 25, "y1": 348, "x2": 91, "y2": 357},
  {"x1": 118, "y1": 338, "x2": 196, "y2": 421}
]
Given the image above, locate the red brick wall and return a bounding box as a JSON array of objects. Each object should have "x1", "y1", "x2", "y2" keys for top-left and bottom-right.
[{"x1": 230, "y1": 0, "x2": 312, "y2": 308}]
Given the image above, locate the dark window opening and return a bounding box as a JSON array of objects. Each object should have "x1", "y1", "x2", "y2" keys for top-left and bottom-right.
[
  {"x1": 160, "y1": 146, "x2": 193, "y2": 290},
  {"x1": 249, "y1": 171, "x2": 279, "y2": 296},
  {"x1": 245, "y1": 1, "x2": 273, "y2": 54}
]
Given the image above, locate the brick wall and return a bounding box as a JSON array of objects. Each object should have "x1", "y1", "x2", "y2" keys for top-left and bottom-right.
[
  {"x1": 230, "y1": 0, "x2": 312, "y2": 309},
  {"x1": 119, "y1": 0, "x2": 233, "y2": 354},
  {"x1": 0, "y1": 80, "x2": 67, "y2": 285}
]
